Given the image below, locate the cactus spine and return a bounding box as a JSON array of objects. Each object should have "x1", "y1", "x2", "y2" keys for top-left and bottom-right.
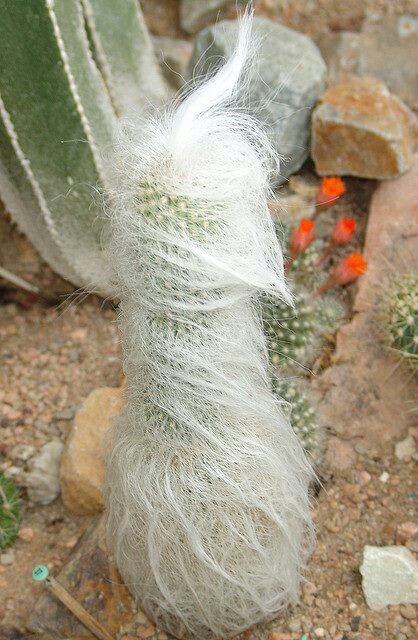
[{"x1": 0, "y1": 0, "x2": 166, "y2": 292}]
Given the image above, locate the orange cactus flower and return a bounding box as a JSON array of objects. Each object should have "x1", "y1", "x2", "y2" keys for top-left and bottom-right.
[
  {"x1": 308, "y1": 252, "x2": 367, "y2": 301},
  {"x1": 332, "y1": 217, "x2": 356, "y2": 245},
  {"x1": 332, "y1": 252, "x2": 368, "y2": 285},
  {"x1": 290, "y1": 218, "x2": 315, "y2": 256},
  {"x1": 317, "y1": 176, "x2": 346, "y2": 206}
]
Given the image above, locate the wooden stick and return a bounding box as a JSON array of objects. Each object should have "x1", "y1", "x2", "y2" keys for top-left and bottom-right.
[{"x1": 45, "y1": 576, "x2": 114, "y2": 640}]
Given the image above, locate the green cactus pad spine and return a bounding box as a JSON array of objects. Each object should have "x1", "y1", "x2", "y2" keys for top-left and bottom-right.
[
  {"x1": 0, "y1": 473, "x2": 22, "y2": 551},
  {"x1": 385, "y1": 274, "x2": 418, "y2": 370}
]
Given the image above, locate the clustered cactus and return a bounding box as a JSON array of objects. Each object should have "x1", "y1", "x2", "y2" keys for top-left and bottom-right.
[
  {"x1": 0, "y1": 473, "x2": 22, "y2": 551},
  {"x1": 263, "y1": 291, "x2": 343, "y2": 371},
  {"x1": 272, "y1": 377, "x2": 321, "y2": 456},
  {"x1": 263, "y1": 177, "x2": 369, "y2": 459},
  {"x1": 384, "y1": 274, "x2": 418, "y2": 371},
  {"x1": 264, "y1": 289, "x2": 343, "y2": 459}
]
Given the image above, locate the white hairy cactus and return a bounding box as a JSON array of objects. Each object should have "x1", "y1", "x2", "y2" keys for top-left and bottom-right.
[{"x1": 105, "y1": 13, "x2": 314, "y2": 639}]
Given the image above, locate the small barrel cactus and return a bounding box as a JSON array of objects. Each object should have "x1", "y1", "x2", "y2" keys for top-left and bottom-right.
[
  {"x1": 0, "y1": 473, "x2": 22, "y2": 550},
  {"x1": 263, "y1": 292, "x2": 344, "y2": 371},
  {"x1": 384, "y1": 274, "x2": 418, "y2": 371},
  {"x1": 272, "y1": 376, "x2": 322, "y2": 458},
  {"x1": 263, "y1": 292, "x2": 315, "y2": 369},
  {"x1": 291, "y1": 240, "x2": 324, "y2": 288}
]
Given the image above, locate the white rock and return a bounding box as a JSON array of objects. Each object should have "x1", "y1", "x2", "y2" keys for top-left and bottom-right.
[
  {"x1": 395, "y1": 435, "x2": 416, "y2": 460},
  {"x1": 0, "y1": 551, "x2": 15, "y2": 565},
  {"x1": 25, "y1": 440, "x2": 64, "y2": 505},
  {"x1": 360, "y1": 545, "x2": 418, "y2": 610}
]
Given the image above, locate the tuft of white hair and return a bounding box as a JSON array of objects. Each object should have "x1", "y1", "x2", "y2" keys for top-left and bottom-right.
[{"x1": 105, "y1": 11, "x2": 314, "y2": 639}]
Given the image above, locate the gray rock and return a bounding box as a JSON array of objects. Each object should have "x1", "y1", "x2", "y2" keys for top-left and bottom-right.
[
  {"x1": 25, "y1": 440, "x2": 64, "y2": 505},
  {"x1": 188, "y1": 17, "x2": 327, "y2": 184},
  {"x1": 360, "y1": 545, "x2": 418, "y2": 610},
  {"x1": 180, "y1": 0, "x2": 237, "y2": 35},
  {"x1": 152, "y1": 36, "x2": 193, "y2": 90},
  {"x1": 318, "y1": 15, "x2": 418, "y2": 109}
]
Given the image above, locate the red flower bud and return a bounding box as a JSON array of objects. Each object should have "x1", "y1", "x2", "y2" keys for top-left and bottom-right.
[
  {"x1": 317, "y1": 176, "x2": 346, "y2": 207},
  {"x1": 332, "y1": 253, "x2": 368, "y2": 285},
  {"x1": 290, "y1": 219, "x2": 315, "y2": 256},
  {"x1": 332, "y1": 217, "x2": 356, "y2": 245}
]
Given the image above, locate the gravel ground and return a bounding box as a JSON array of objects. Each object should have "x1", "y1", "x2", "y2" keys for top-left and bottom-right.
[
  {"x1": 0, "y1": 258, "x2": 416, "y2": 639},
  {"x1": 0, "y1": 2, "x2": 417, "y2": 638}
]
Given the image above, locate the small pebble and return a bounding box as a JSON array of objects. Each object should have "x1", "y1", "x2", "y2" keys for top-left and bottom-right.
[
  {"x1": 406, "y1": 538, "x2": 418, "y2": 552},
  {"x1": 18, "y1": 527, "x2": 34, "y2": 542},
  {"x1": 137, "y1": 625, "x2": 155, "y2": 639},
  {"x1": 359, "y1": 471, "x2": 371, "y2": 485},
  {"x1": 400, "y1": 604, "x2": 416, "y2": 620},
  {"x1": 0, "y1": 552, "x2": 15, "y2": 566},
  {"x1": 288, "y1": 618, "x2": 302, "y2": 632},
  {"x1": 379, "y1": 471, "x2": 390, "y2": 483},
  {"x1": 64, "y1": 536, "x2": 79, "y2": 549},
  {"x1": 314, "y1": 628, "x2": 325, "y2": 638},
  {"x1": 396, "y1": 522, "x2": 418, "y2": 545}
]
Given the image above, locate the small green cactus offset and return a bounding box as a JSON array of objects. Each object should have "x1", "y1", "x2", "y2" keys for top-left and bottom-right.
[
  {"x1": 384, "y1": 274, "x2": 418, "y2": 371},
  {"x1": 263, "y1": 292, "x2": 344, "y2": 371},
  {"x1": 0, "y1": 473, "x2": 22, "y2": 550},
  {"x1": 264, "y1": 292, "x2": 315, "y2": 369},
  {"x1": 272, "y1": 377, "x2": 321, "y2": 458}
]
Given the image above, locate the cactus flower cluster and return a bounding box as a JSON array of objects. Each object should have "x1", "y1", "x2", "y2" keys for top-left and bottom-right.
[{"x1": 266, "y1": 176, "x2": 368, "y2": 459}]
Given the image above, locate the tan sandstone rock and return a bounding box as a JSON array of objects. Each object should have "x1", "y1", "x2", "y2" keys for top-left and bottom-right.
[
  {"x1": 312, "y1": 77, "x2": 417, "y2": 179},
  {"x1": 60, "y1": 386, "x2": 124, "y2": 514}
]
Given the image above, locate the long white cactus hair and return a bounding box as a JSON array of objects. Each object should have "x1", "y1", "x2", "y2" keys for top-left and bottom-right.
[{"x1": 105, "y1": 8, "x2": 314, "y2": 639}]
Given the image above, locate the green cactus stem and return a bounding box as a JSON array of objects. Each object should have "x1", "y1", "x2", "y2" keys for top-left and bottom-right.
[
  {"x1": 385, "y1": 274, "x2": 418, "y2": 371},
  {"x1": 272, "y1": 377, "x2": 322, "y2": 458},
  {"x1": 0, "y1": 0, "x2": 166, "y2": 292},
  {"x1": 263, "y1": 292, "x2": 344, "y2": 371},
  {"x1": 0, "y1": 473, "x2": 22, "y2": 551}
]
